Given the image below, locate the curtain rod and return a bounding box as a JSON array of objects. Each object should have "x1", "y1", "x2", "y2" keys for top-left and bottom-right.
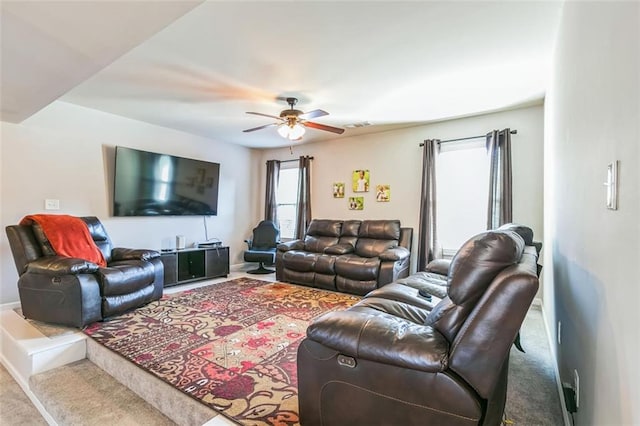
[
  {"x1": 419, "y1": 129, "x2": 518, "y2": 147},
  {"x1": 267, "y1": 156, "x2": 314, "y2": 165}
]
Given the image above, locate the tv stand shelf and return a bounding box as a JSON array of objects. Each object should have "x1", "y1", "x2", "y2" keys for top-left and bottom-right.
[{"x1": 159, "y1": 246, "x2": 229, "y2": 287}]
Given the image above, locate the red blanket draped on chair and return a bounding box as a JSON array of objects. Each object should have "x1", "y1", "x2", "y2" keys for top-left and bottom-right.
[{"x1": 20, "y1": 214, "x2": 107, "y2": 267}]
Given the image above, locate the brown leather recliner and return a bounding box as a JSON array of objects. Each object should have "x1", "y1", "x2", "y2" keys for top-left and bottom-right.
[
  {"x1": 276, "y1": 219, "x2": 413, "y2": 295},
  {"x1": 297, "y1": 228, "x2": 539, "y2": 426},
  {"x1": 6, "y1": 216, "x2": 164, "y2": 327}
]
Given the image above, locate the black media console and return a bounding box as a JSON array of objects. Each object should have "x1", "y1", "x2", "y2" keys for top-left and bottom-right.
[{"x1": 159, "y1": 246, "x2": 229, "y2": 287}]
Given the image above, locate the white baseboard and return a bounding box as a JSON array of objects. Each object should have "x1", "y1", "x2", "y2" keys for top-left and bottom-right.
[
  {"x1": 539, "y1": 301, "x2": 571, "y2": 426},
  {"x1": 0, "y1": 301, "x2": 21, "y2": 311}
]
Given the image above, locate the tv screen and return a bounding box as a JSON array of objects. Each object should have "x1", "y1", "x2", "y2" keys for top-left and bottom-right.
[{"x1": 113, "y1": 146, "x2": 220, "y2": 216}]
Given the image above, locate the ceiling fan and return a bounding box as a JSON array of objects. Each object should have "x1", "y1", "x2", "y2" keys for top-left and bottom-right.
[{"x1": 243, "y1": 97, "x2": 345, "y2": 141}]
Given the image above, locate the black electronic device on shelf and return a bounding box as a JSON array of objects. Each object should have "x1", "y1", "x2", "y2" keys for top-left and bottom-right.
[{"x1": 198, "y1": 237, "x2": 222, "y2": 248}]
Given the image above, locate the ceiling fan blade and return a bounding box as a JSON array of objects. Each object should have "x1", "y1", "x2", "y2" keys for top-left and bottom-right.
[
  {"x1": 243, "y1": 123, "x2": 278, "y2": 133},
  {"x1": 299, "y1": 109, "x2": 328, "y2": 120},
  {"x1": 304, "y1": 121, "x2": 345, "y2": 134},
  {"x1": 246, "y1": 111, "x2": 283, "y2": 120}
]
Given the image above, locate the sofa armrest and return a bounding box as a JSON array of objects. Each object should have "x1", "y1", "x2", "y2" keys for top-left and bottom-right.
[
  {"x1": 425, "y1": 259, "x2": 451, "y2": 276},
  {"x1": 379, "y1": 246, "x2": 410, "y2": 261},
  {"x1": 324, "y1": 243, "x2": 354, "y2": 255},
  {"x1": 112, "y1": 248, "x2": 160, "y2": 262},
  {"x1": 26, "y1": 256, "x2": 100, "y2": 275},
  {"x1": 307, "y1": 310, "x2": 449, "y2": 373},
  {"x1": 277, "y1": 240, "x2": 304, "y2": 252}
]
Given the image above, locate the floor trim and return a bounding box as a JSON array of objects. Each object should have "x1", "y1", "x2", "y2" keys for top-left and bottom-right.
[{"x1": 539, "y1": 301, "x2": 571, "y2": 426}]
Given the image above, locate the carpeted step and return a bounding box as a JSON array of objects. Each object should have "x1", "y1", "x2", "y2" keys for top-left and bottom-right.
[{"x1": 29, "y1": 359, "x2": 176, "y2": 426}]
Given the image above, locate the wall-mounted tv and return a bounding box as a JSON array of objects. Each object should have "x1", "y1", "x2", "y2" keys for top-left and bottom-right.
[{"x1": 113, "y1": 146, "x2": 220, "y2": 216}]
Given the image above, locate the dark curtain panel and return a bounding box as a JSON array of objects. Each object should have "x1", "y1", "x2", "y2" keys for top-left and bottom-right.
[
  {"x1": 418, "y1": 139, "x2": 439, "y2": 270},
  {"x1": 264, "y1": 160, "x2": 281, "y2": 223},
  {"x1": 486, "y1": 129, "x2": 513, "y2": 229},
  {"x1": 295, "y1": 156, "x2": 312, "y2": 239}
]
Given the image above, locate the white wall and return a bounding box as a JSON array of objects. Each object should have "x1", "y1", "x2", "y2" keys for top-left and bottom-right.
[
  {"x1": 260, "y1": 104, "x2": 544, "y2": 279},
  {"x1": 1, "y1": 101, "x2": 260, "y2": 304},
  {"x1": 544, "y1": 2, "x2": 639, "y2": 424}
]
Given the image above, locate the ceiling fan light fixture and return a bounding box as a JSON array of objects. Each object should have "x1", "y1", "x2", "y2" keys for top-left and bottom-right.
[
  {"x1": 277, "y1": 122, "x2": 306, "y2": 140},
  {"x1": 288, "y1": 123, "x2": 306, "y2": 140}
]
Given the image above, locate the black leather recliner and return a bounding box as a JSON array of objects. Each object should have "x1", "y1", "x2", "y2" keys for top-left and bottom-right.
[
  {"x1": 5, "y1": 216, "x2": 164, "y2": 327},
  {"x1": 297, "y1": 228, "x2": 539, "y2": 426}
]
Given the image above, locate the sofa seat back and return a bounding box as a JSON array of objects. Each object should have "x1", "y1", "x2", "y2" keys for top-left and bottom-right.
[{"x1": 303, "y1": 219, "x2": 344, "y2": 253}]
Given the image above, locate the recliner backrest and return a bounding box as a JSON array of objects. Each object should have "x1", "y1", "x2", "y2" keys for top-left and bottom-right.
[
  {"x1": 304, "y1": 220, "x2": 342, "y2": 253},
  {"x1": 448, "y1": 245, "x2": 539, "y2": 399},
  {"x1": 337, "y1": 220, "x2": 361, "y2": 247},
  {"x1": 425, "y1": 230, "x2": 524, "y2": 343},
  {"x1": 6, "y1": 216, "x2": 114, "y2": 273},
  {"x1": 80, "y1": 217, "x2": 113, "y2": 263},
  {"x1": 354, "y1": 220, "x2": 400, "y2": 257}
]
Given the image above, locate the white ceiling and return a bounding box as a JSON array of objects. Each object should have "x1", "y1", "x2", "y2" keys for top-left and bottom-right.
[{"x1": 1, "y1": 1, "x2": 563, "y2": 148}]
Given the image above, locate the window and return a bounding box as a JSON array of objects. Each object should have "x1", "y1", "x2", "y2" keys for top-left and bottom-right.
[
  {"x1": 436, "y1": 140, "x2": 489, "y2": 255},
  {"x1": 276, "y1": 166, "x2": 299, "y2": 240}
]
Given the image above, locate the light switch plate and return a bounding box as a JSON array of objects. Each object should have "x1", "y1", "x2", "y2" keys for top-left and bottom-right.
[
  {"x1": 605, "y1": 161, "x2": 618, "y2": 210},
  {"x1": 45, "y1": 199, "x2": 60, "y2": 210}
]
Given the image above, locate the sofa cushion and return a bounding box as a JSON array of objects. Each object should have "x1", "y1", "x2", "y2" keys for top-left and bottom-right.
[
  {"x1": 358, "y1": 220, "x2": 401, "y2": 240},
  {"x1": 396, "y1": 271, "x2": 448, "y2": 299},
  {"x1": 338, "y1": 220, "x2": 361, "y2": 247},
  {"x1": 99, "y1": 260, "x2": 156, "y2": 296},
  {"x1": 355, "y1": 238, "x2": 398, "y2": 258},
  {"x1": 282, "y1": 251, "x2": 318, "y2": 272},
  {"x1": 307, "y1": 220, "x2": 343, "y2": 237},
  {"x1": 314, "y1": 254, "x2": 337, "y2": 275},
  {"x1": 324, "y1": 243, "x2": 354, "y2": 255},
  {"x1": 335, "y1": 255, "x2": 380, "y2": 280},
  {"x1": 304, "y1": 235, "x2": 340, "y2": 253}
]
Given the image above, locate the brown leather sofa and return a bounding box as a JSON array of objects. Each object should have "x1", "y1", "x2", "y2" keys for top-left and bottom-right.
[
  {"x1": 297, "y1": 227, "x2": 539, "y2": 426},
  {"x1": 275, "y1": 219, "x2": 412, "y2": 295},
  {"x1": 6, "y1": 216, "x2": 164, "y2": 327}
]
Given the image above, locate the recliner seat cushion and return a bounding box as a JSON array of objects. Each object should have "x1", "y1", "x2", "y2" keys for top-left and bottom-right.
[
  {"x1": 282, "y1": 251, "x2": 318, "y2": 272},
  {"x1": 396, "y1": 271, "x2": 449, "y2": 299},
  {"x1": 335, "y1": 255, "x2": 380, "y2": 281},
  {"x1": 99, "y1": 260, "x2": 156, "y2": 296}
]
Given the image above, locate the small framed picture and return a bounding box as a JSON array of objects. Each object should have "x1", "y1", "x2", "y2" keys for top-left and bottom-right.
[
  {"x1": 348, "y1": 196, "x2": 364, "y2": 210},
  {"x1": 352, "y1": 170, "x2": 370, "y2": 192},
  {"x1": 333, "y1": 182, "x2": 345, "y2": 198},
  {"x1": 376, "y1": 184, "x2": 390, "y2": 202}
]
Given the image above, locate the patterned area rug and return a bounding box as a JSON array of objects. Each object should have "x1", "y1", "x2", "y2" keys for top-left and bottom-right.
[{"x1": 84, "y1": 277, "x2": 360, "y2": 425}]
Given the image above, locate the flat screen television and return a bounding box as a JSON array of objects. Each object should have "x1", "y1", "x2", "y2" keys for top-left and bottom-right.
[{"x1": 113, "y1": 146, "x2": 220, "y2": 216}]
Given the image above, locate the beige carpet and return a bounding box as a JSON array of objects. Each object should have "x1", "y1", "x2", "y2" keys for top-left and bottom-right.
[
  {"x1": 29, "y1": 359, "x2": 176, "y2": 426},
  {"x1": 0, "y1": 364, "x2": 47, "y2": 426}
]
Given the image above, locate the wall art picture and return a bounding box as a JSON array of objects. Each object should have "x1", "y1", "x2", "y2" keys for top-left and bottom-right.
[
  {"x1": 352, "y1": 169, "x2": 370, "y2": 192},
  {"x1": 376, "y1": 184, "x2": 391, "y2": 202},
  {"x1": 333, "y1": 182, "x2": 345, "y2": 198},
  {"x1": 348, "y1": 196, "x2": 364, "y2": 210}
]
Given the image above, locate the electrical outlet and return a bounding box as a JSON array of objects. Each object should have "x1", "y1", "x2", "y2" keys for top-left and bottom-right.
[
  {"x1": 574, "y1": 369, "x2": 580, "y2": 409},
  {"x1": 557, "y1": 321, "x2": 562, "y2": 345}
]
